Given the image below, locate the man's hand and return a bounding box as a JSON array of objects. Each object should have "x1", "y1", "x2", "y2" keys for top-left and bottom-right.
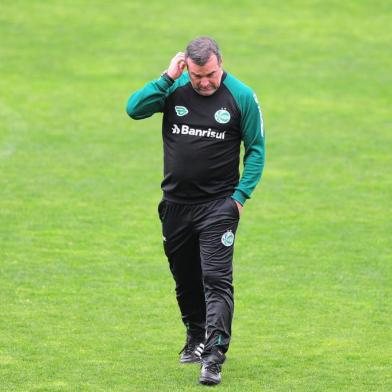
[
  {"x1": 167, "y1": 52, "x2": 186, "y2": 80},
  {"x1": 235, "y1": 201, "x2": 243, "y2": 215}
]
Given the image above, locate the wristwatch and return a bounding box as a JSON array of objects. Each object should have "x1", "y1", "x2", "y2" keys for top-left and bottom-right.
[{"x1": 160, "y1": 71, "x2": 174, "y2": 83}]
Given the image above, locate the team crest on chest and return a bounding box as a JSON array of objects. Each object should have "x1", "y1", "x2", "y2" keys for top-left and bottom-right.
[{"x1": 214, "y1": 108, "x2": 231, "y2": 124}]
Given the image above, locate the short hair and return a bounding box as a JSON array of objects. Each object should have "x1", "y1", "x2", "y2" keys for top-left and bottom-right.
[{"x1": 185, "y1": 36, "x2": 222, "y2": 66}]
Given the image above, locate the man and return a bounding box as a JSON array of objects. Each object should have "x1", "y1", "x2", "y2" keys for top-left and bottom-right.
[{"x1": 126, "y1": 36, "x2": 265, "y2": 386}]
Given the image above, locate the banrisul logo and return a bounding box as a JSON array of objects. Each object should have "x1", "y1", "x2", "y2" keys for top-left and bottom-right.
[
  {"x1": 171, "y1": 124, "x2": 226, "y2": 140},
  {"x1": 175, "y1": 106, "x2": 189, "y2": 116},
  {"x1": 221, "y1": 230, "x2": 235, "y2": 247},
  {"x1": 214, "y1": 109, "x2": 230, "y2": 124}
]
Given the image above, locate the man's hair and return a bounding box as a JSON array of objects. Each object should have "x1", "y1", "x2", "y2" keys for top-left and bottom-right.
[{"x1": 185, "y1": 36, "x2": 222, "y2": 66}]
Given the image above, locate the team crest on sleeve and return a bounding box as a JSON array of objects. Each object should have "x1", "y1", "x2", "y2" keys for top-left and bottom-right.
[
  {"x1": 221, "y1": 230, "x2": 235, "y2": 247},
  {"x1": 175, "y1": 106, "x2": 189, "y2": 116},
  {"x1": 214, "y1": 109, "x2": 231, "y2": 124}
]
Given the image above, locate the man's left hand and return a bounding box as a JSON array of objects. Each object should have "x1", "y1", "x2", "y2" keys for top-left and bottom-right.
[{"x1": 235, "y1": 201, "x2": 243, "y2": 215}]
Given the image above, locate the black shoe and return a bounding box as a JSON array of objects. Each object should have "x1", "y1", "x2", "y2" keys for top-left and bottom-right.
[
  {"x1": 179, "y1": 338, "x2": 204, "y2": 364},
  {"x1": 199, "y1": 362, "x2": 222, "y2": 385},
  {"x1": 199, "y1": 349, "x2": 225, "y2": 386}
]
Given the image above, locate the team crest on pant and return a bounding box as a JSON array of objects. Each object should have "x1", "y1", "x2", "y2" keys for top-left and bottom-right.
[{"x1": 221, "y1": 230, "x2": 235, "y2": 247}]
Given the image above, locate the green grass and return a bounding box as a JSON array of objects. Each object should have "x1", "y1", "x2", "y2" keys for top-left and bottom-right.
[{"x1": 1, "y1": 0, "x2": 391, "y2": 390}]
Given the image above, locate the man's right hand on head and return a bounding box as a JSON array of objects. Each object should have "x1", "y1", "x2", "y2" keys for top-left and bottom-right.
[{"x1": 167, "y1": 52, "x2": 186, "y2": 80}]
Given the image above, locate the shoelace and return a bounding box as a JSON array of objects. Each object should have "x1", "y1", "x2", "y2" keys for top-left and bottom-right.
[
  {"x1": 178, "y1": 342, "x2": 197, "y2": 355},
  {"x1": 203, "y1": 362, "x2": 221, "y2": 374}
]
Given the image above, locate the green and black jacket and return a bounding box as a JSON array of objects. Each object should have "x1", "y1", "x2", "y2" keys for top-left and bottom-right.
[{"x1": 126, "y1": 71, "x2": 265, "y2": 205}]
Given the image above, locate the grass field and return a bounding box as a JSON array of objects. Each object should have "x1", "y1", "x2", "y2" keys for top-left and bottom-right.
[{"x1": 1, "y1": 1, "x2": 391, "y2": 390}]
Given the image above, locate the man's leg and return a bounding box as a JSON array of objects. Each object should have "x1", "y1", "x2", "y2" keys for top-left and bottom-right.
[
  {"x1": 196, "y1": 197, "x2": 240, "y2": 385},
  {"x1": 167, "y1": 237, "x2": 206, "y2": 341},
  {"x1": 197, "y1": 197, "x2": 239, "y2": 356},
  {"x1": 159, "y1": 201, "x2": 206, "y2": 342}
]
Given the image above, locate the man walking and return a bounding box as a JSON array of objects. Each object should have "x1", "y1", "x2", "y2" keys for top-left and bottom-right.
[{"x1": 126, "y1": 36, "x2": 265, "y2": 386}]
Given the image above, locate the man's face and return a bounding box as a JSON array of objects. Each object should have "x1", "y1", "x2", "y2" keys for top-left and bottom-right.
[{"x1": 186, "y1": 55, "x2": 223, "y2": 96}]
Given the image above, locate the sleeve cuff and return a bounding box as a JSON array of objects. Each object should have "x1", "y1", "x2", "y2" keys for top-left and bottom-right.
[
  {"x1": 231, "y1": 189, "x2": 248, "y2": 205},
  {"x1": 159, "y1": 72, "x2": 175, "y2": 86}
]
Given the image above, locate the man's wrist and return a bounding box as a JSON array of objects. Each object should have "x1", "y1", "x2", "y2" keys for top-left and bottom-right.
[
  {"x1": 160, "y1": 71, "x2": 175, "y2": 83},
  {"x1": 232, "y1": 190, "x2": 247, "y2": 206}
]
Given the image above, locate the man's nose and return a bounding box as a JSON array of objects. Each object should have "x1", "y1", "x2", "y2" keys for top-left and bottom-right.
[{"x1": 200, "y1": 78, "x2": 209, "y2": 88}]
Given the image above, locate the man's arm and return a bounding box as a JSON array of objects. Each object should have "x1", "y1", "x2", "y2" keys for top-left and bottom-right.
[
  {"x1": 232, "y1": 91, "x2": 265, "y2": 207},
  {"x1": 126, "y1": 53, "x2": 186, "y2": 120},
  {"x1": 126, "y1": 76, "x2": 173, "y2": 119}
]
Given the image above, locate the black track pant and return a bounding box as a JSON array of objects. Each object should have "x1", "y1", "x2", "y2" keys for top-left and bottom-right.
[{"x1": 158, "y1": 196, "x2": 240, "y2": 355}]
